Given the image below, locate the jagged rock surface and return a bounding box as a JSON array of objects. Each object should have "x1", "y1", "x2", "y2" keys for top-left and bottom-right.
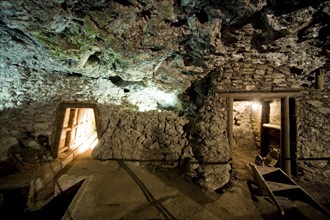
[
  {"x1": 1, "y1": 0, "x2": 329, "y2": 93},
  {"x1": 0, "y1": 0, "x2": 329, "y2": 190}
]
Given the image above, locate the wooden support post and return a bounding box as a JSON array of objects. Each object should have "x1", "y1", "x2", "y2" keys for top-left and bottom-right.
[
  {"x1": 289, "y1": 98, "x2": 298, "y2": 176},
  {"x1": 281, "y1": 96, "x2": 291, "y2": 177},
  {"x1": 228, "y1": 97, "x2": 234, "y2": 154},
  {"x1": 316, "y1": 68, "x2": 324, "y2": 90},
  {"x1": 260, "y1": 101, "x2": 270, "y2": 157}
]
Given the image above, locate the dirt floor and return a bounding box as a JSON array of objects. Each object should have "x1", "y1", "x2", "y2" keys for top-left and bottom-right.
[
  {"x1": 58, "y1": 146, "x2": 329, "y2": 220},
  {"x1": 1, "y1": 145, "x2": 329, "y2": 220}
]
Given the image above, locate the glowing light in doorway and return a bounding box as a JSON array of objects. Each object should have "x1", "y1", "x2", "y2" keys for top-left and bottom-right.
[
  {"x1": 252, "y1": 102, "x2": 261, "y2": 111},
  {"x1": 77, "y1": 133, "x2": 99, "y2": 154}
]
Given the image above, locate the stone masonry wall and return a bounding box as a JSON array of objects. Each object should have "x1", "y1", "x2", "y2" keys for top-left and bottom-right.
[
  {"x1": 0, "y1": 67, "x2": 123, "y2": 139},
  {"x1": 208, "y1": 61, "x2": 329, "y2": 182},
  {"x1": 187, "y1": 62, "x2": 300, "y2": 190},
  {"x1": 189, "y1": 94, "x2": 231, "y2": 190},
  {"x1": 215, "y1": 61, "x2": 300, "y2": 92},
  {"x1": 0, "y1": 67, "x2": 189, "y2": 173},
  {"x1": 297, "y1": 79, "x2": 330, "y2": 181},
  {"x1": 93, "y1": 107, "x2": 188, "y2": 166}
]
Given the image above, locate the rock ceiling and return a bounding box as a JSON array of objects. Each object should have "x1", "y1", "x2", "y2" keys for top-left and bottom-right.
[{"x1": 1, "y1": 0, "x2": 329, "y2": 109}]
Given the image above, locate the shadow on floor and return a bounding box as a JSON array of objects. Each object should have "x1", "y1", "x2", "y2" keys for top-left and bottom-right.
[{"x1": 0, "y1": 179, "x2": 84, "y2": 220}]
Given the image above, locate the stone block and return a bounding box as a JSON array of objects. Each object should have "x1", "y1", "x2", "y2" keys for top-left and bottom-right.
[
  {"x1": 241, "y1": 69, "x2": 254, "y2": 75},
  {"x1": 0, "y1": 136, "x2": 19, "y2": 161},
  {"x1": 245, "y1": 85, "x2": 256, "y2": 91},
  {"x1": 307, "y1": 100, "x2": 323, "y2": 108},
  {"x1": 197, "y1": 164, "x2": 231, "y2": 190},
  {"x1": 318, "y1": 107, "x2": 330, "y2": 114},
  {"x1": 273, "y1": 78, "x2": 284, "y2": 83},
  {"x1": 255, "y1": 69, "x2": 265, "y2": 75},
  {"x1": 256, "y1": 64, "x2": 269, "y2": 70}
]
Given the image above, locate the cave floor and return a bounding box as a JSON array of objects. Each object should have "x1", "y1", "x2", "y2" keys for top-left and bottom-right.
[
  {"x1": 0, "y1": 148, "x2": 328, "y2": 220},
  {"x1": 62, "y1": 151, "x2": 262, "y2": 220},
  {"x1": 55, "y1": 150, "x2": 328, "y2": 220}
]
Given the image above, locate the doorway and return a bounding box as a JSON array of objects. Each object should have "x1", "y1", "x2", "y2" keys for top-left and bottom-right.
[
  {"x1": 51, "y1": 103, "x2": 101, "y2": 159},
  {"x1": 232, "y1": 101, "x2": 261, "y2": 163},
  {"x1": 225, "y1": 92, "x2": 300, "y2": 177},
  {"x1": 231, "y1": 101, "x2": 263, "y2": 180}
]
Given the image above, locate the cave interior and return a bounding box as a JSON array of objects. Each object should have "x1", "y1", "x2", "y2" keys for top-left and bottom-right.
[{"x1": 0, "y1": 0, "x2": 329, "y2": 219}]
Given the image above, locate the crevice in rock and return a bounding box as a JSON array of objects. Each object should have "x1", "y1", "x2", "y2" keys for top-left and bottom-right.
[
  {"x1": 169, "y1": 19, "x2": 188, "y2": 27},
  {"x1": 181, "y1": 67, "x2": 218, "y2": 117},
  {"x1": 139, "y1": 9, "x2": 152, "y2": 19},
  {"x1": 85, "y1": 52, "x2": 101, "y2": 65},
  {"x1": 290, "y1": 67, "x2": 304, "y2": 76},
  {"x1": 66, "y1": 72, "x2": 83, "y2": 77},
  {"x1": 180, "y1": 29, "x2": 212, "y2": 67},
  {"x1": 99, "y1": 118, "x2": 111, "y2": 140},
  {"x1": 67, "y1": 0, "x2": 109, "y2": 18},
  {"x1": 0, "y1": 21, "x2": 44, "y2": 51},
  {"x1": 88, "y1": 14, "x2": 111, "y2": 35},
  {"x1": 196, "y1": 9, "x2": 208, "y2": 24},
  {"x1": 108, "y1": 75, "x2": 146, "y2": 90},
  {"x1": 113, "y1": 0, "x2": 135, "y2": 7},
  {"x1": 267, "y1": 0, "x2": 328, "y2": 16}
]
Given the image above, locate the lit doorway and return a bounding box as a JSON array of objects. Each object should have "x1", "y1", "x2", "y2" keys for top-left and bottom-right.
[
  {"x1": 225, "y1": 92, "x2": 300, "y2": 177},
  {"x1": 232, "y1": 100, "x2": 281, "y2": 175},
  {"x1": 52, "y1": 103, "x2": 100, "y2": 159},
  {"x1": 232, "y1": 101, "x2": 263, "y2": 166}
]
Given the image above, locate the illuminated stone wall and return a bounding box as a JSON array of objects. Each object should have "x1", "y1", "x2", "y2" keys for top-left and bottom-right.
[
  {"x1": 269, "y1": 100, "x2": 281, "y2": 126},
  {"x1": 0, "y1": 68, "x2": 188, "y2": 175},
  {"x1": 93, "y1": 107, "x2": 188, "y2": 166},
  {"x1": 233, "y1": 101, "x2": 260, "y2": 150}
]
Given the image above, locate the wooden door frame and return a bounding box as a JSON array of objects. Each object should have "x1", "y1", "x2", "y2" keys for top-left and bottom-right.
[
  {"x1": 223, "y1": 91, "x2": 301, "y2": 176},
  {"x1": 51, "y1": 102, "x2": 101, "y2": 158}
]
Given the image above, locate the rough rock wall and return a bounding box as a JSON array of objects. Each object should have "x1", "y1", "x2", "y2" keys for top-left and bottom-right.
[
  {"x1": 184, "y1": 61, "x2": 299, "y2": 190},
  {"x1": 0, "y1": 67, "x2": 189, "y2": 174},
  {"x1": 0, "y1": 67, "x2": 119, "y2": 173},
  {"x1": 0, "y1": 68, "x2": 123, "y2": 137},
  {"x1": 1, "y1": 0, "x2": 328, "y2": 91},
  {"x1": 1, "y1": 0, "x2": 329, "y2": 190}
]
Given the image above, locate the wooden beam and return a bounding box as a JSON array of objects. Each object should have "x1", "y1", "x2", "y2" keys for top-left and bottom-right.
[
  {"x1": 260, "y1": 101, "x2": 270, "y2": 157},
  {"x1": 218, "y1": 91, "x2": 301, "y2": 100},
  {"x1": 228, "y1": 97, "x2": 234, "y2": 155},
  {"x1": 316, "y1": 68, "x2": 324, "y2": 90},
  {"x1": 281, "y1": 96, "x2": 291, "y2": 177}
]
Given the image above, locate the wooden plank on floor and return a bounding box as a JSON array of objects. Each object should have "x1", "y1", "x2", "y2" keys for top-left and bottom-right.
[{"x1": 266, "y1": 181, "x2": 299, "y2": 192}]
